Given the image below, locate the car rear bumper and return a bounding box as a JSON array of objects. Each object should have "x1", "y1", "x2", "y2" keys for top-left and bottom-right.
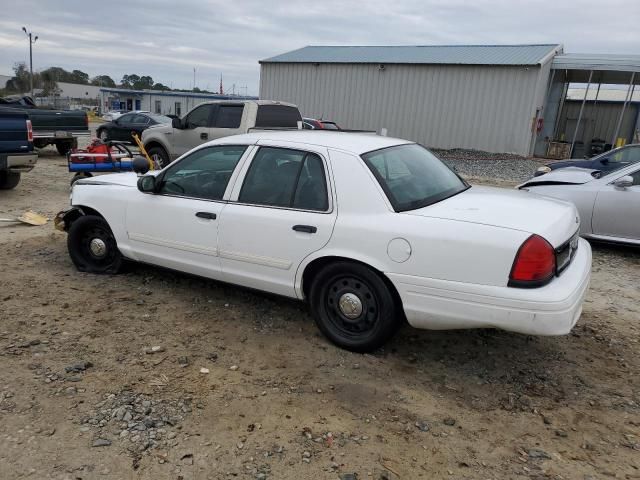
[
  {"x1": 0, "y1": 152, "x2": 38, "y2": 172},
  {"x1": 387, "y1": 238, "x2": 592, "y2": 336}
]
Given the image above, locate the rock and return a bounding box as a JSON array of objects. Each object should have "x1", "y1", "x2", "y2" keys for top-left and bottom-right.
[
  {"x1": 528, "y1": 448, "x2": 551, "y2": 460},
  {"x1": 181, "y1": 453, "x2": 193, "y2": 465},
  {"x1": 443, "y1": 417, "x2": 456, "y2": 426},
  {"x1": 145, "y1": 346, "x2": 165, "y2": 354},
  {"x1": 415, "y1": 421, "x2": 430, "y2": 432},
  {"x1": 206, "y1": 352, "x2": 218, "y2": 361},
  {"x1": 229, "y1": 365, "x2": 239, "y2": 371},
  {"x1": 555, "y1": 430, "x2": 568, "y2": 438},
  {"x1": 256, "y1": 474, "x2": 267, "y2": 480},
  {"x1": 65, "y1": 361, "x2": 93, "y2": 373},
  {"x1": 302, "y1": 451, "x2": 311, "y2": 458},
  {"x1": 178, "y1": 356, "x2": 189, "y2": 366},
  {"x1": 200, "y1": 368, "x2": 210, "y2": 374},
  {"x1": 92, "y1": 438, "x2": 112, "y2": 447}
]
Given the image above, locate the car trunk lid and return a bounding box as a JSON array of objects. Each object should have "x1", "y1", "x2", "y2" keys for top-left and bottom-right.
[{"x1": 403, "y1": 186, "x2": 579, "y2": 247}]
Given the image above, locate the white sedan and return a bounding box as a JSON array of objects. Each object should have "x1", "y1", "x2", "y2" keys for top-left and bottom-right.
[
  {"x1": 56, "y1": 131, "x2": 591, "y2": 352},
  {"x1": 520, "y1": 163, "x2": 640, "y2": 245}
]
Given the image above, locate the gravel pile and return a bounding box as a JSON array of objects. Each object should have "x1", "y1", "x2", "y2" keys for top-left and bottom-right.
[
  {"x1": 432, "y1": 148, "x2": 544, "y2": 183},
  {"x1": 79, "y1": 390, "x2": 190, "y2": 454}
]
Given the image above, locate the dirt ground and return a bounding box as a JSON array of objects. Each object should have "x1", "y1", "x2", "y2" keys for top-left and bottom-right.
[{"x1": 0, "y1": 144, "x2": 639, "y2": 480}]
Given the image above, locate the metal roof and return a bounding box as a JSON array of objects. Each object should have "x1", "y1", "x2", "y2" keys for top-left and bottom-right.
[
  {"x1": 261, "y1": 44, "x2": 562, "y2": 66},
  {"x1": 552, "y1": 53, "x2": 640, "y2": 73},
  {"x1": 552, "y1": 53, "x2": 640, "y2": 85},
  {"x1": 98, "y1": 87, "x2": 257, "y2": 100}
]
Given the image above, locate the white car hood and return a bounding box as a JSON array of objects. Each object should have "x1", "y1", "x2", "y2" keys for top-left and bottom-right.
[
  {"x1": 76, "y1": 172, "x2": 142, "y2": 187},
  {"x1": 404, "y1": 186, "x2": 579, "y2": 247},
  {"x1": 518, "y1": 167, "x2": 597, "y2": 188}
]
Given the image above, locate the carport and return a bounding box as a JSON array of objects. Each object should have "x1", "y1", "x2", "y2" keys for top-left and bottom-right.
[{"x1": 537, "y1": 53, "x2": 640, "y2": 157}]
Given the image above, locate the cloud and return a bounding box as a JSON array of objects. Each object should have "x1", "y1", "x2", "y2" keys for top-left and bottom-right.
[{"x1": 1, "y1": 0, "x2": 638, "y2": 95}]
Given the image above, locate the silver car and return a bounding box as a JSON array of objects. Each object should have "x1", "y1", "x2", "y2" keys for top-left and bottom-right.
[{"x1": 519, "y1": 163, "x2": 640, "y2": 245}]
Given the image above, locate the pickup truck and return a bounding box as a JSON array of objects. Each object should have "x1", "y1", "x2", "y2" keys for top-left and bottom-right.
[
  {"x1": 141, "y1": 100, "x2": 302, "y2": 167},
  {"x1": 0, "y1": 96, "x2": 89, "y2": 155},
  {"x1": 0, "y1": 109, "x2": 37, "y2": 189}
]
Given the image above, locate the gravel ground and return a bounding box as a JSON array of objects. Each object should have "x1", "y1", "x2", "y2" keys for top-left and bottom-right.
[{"x1": 433, "y1": 148, "x2": 547, "y2": 184}]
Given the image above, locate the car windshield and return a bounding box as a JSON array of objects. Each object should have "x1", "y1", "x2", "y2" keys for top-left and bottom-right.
[
  {"x1": 148, "y1": 114, "x2": 172, "y2": 124},
  {"x1": 361, "y1": 144, "x2": 469, "y2": 212}
]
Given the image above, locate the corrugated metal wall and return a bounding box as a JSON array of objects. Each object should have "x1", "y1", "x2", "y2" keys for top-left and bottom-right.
[
  {"x1": 557, "y1": 100, "x2": 639, "y2": 149},
  {"x1": 260, "y1": 63, "x2": 544, "y2": 155}
]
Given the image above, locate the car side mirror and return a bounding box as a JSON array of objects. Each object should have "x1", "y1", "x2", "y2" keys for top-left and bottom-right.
[
  {"x1": 600, "y1": 157, "x2": 609, "y2": 164},
  {"x1": 612, "y1": 175, "x2": 633, "y2": 189},
  {"x1": 172, "y1": 117, "x2": 182, "y2": 129},
  {"x1": 137, "y1": 174, "x2": 157, "y2": 193}
]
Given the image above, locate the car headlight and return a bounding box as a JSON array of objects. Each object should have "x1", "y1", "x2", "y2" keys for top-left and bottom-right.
[{"x1": 536, "y1": 166, "x2": 551, "y2": 174}]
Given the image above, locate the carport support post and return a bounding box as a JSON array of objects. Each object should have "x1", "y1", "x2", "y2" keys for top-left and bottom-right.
[
  {"x1": 611, "y1": 72, "x2": 636, "y2": 147},
  {"x1": 570, "y1": 70, "x2": 593, "y2": 157}
]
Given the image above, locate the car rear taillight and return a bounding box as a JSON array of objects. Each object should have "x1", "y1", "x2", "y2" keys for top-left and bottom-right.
[
  {"x1": 508, "y1": 234, "x2": 556, "y2": 287},
  {"x1": 26, "y1": 119, "x2": 33, "y2": 142}
]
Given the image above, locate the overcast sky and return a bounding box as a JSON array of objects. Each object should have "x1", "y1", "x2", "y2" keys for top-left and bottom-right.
[{"x1": 1, "y1": 0, "x2": 639, "y2": 95}]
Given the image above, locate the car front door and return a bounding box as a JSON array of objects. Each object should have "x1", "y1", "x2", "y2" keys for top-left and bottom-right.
[
  {"x1": 128, "y1": 114, "x2": 150, "y2": 142},
  {"x1": 592, "y1": 166, "x2": 640, "y2": 241},
  {"x1": 113, "y1": 114, "x2": 135, "y2": 141},
  {"x1": 172, "y1": 104, "x2": 216, "y2": 158},
  {"x1": 125, "y1": 144, "x2": 251, "y2": 279},
  {"x1": 218, "y1": 143, "x2": 337, "y2": 297}
]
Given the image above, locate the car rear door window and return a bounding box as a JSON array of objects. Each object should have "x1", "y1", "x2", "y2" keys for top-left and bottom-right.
[
  {"x1": 184, "y1": 105, "x2": 212, "y2": 128},
  {"x1": 255, "y1": 105, "x2": 302, "y2": 128},
  {"x1": 158, "y1": 145, "x2": 247, "y2": 200},
  {"x1": 216, "y1": 105, "x2": 244, "y2": 128},
  {"x1": 118, "y1": 114, "x2": 134, "y2": 125},
  {"x1": 239, "y1": 147, "x2": 328, "y2": 211}
]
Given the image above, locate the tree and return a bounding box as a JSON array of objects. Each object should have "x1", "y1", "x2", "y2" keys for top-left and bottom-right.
[
  {"x1": 4, "y1": 62, "x2": 41, "y2": 94},
  {"x1": 70, "y1": 70, "x2": 89, "y2": 84},
  {"x1": 120, "y1": 74, "x2": 140, "y2": 89},
  {"x1": 151, "y1": 82, "x2": 169, "y2": 91},
  {"x1": 91, "y1": 75, "x2": 116, "y2": 88}
]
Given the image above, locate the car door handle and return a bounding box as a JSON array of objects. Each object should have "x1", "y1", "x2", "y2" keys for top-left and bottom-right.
[
  {"x1": 200, "y1": 132, "x2": 208, "y2": 140},
  {"x1": 292, "y1": 225, "x2": 317, "y2": 234},
  {"x1": 195, "y1": 212, "x2": 216, "y2": 220}
]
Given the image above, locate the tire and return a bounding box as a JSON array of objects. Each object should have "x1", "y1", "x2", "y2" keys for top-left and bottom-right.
[
  {"x1": 67, "y1": 215, "x2": 123, "y2": 274},
  {"x1": 56, "y1": 139, "x2": 77, "y2": 156},
  {"x1": 309, "y1": 261, "x2": 400, "y2": 352},
  {"x1": 147, "y1": 146, "x2": 170, "y2": 169},
  {"x1": 0, "y1": 171, "x2": 21, "y2": 190},
  {"x1": 98, "y1": 129, "x2": 109, "y2": 141}
]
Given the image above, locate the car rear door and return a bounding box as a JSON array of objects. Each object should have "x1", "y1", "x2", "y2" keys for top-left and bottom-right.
[
  {"x1": 592, "y1": 165, "x2": 640, "y2": 241},
  {"x1": 218, "y1": 142, "x2": 337, "y2": 297},
  {"x1": 124, "y1": 144, "x2": 251, "y2": 279}
]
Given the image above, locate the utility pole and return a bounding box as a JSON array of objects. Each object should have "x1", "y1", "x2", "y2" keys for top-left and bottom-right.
[
  {"x1": 193, "y1": 67, "x2": 196, "y2": 91},
  {"x1": 22, "y1": 27, "x2": 38, "y2": 99}
]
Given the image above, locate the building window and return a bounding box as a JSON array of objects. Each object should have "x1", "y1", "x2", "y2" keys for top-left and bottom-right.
[
  {"x1": 154, "y1": 100, "x2": 161, "y2": 114},
  {"x1": 175, "y1": 102, "x2": 181, "y2": 116}
]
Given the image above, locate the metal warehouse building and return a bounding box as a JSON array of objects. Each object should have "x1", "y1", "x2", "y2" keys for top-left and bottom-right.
[{"x1": 260, "y1": 44, "x2": 562, "y2": 156}]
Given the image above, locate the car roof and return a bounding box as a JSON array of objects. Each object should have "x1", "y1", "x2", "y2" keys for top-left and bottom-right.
[{"x1": 212, "y1": 130, "x2": 413, "y2": 155}]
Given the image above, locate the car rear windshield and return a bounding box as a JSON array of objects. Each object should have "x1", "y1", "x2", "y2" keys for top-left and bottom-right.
[
  {"x1": 148, "y1": 114, "x2": 172, "y2": 124},
  {"x1": 255, "y1": 105, "x2": 302, "y2": 128},
  {"x1": 361, "y1": 144, "x2": 469, "y2": 212}
]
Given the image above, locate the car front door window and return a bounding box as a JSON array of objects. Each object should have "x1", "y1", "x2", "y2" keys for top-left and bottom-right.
[
  {"x1": 184, "y1": 105, "x2": 212, "y2": 129},
  {"x1": 159, "y1": 145, "x2": 247, "y2": 200}
]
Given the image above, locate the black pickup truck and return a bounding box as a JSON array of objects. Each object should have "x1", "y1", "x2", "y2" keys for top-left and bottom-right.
[
  {"x1": 0, "y1": 96, "x2": 89, "y2": 155},
  {"x1": 0, "y1": 109, "x2": 37, "y2": 189}
]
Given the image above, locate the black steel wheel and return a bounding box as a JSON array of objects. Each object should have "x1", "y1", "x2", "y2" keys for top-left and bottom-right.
[
  {"x1": 310, "y1": 261, "x2": 400, "y2": 352},
  {"x1": 67, "y1": 215, "x2": 123, "y2": 274}
]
